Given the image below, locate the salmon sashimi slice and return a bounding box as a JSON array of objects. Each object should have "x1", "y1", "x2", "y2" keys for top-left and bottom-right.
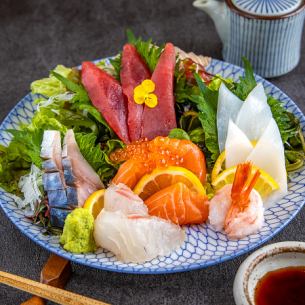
[
  {"x1": 141, "y1": 43, "x2": 177, "y2": 139},
  {"x1": 121, "y1": 44, "x2": 151, "y2": 142},
  {"x1": 112, "y1": 159, "x2": 151, "y2": 189},
  {"x1": 145, "y1": 182, "x2": 209, "y2": 225},
  {"x1": 81, "y1": 61, "x2": 130, "y2": 143},
  {"x1": 111, "y1": 136, "x2": 207, "y2": 183}
]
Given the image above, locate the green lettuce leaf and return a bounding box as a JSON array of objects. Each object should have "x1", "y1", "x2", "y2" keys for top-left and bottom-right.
[
  {"x1": 208, "y1": 74, "x2": 234, "y2": 91},
  {"x1": 31, "y1": 65, "x2": 77, "y2": 97},
  {"x1": 75, "y1": 133, "x2": 124, "y2": 183},
  {"x1": 51, "y1": 71, "x2": 89, "y2": 103},
  {"x1": 109, "y1": 55, "x2": 122, "y2": 81},
  {"x1": 0, "y1": 143, "x2": 31, "y2": 193},
  {"x1": 169, "y1": 128, "x2": 190, "y2": 140},
  {"x1": 193, "y1": 73, "x2": 219, "y2": 166},
  {"x1": 233, "y1": 57, "x2": 257, "y2": 100},
  {"x1": 127, "y1": 29, "x2": 163, "y2": 72}
]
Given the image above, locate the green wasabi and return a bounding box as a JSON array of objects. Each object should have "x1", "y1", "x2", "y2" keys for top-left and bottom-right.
[{"x1": 60, "y1": 208, "x2": 96, "y2": 253}]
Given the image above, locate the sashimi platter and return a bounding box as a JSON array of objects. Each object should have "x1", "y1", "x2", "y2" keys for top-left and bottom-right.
[{"x1": 1, "y1": 31, "x2": 305, "y2": 273}]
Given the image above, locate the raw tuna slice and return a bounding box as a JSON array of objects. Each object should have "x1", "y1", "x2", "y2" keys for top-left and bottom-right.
[
  {"x1": 121, "y1": 44, "x2": 151, "y2": 141},
  {"x1": 141, "y1": 43, "x2": 177, "y2": 140},
  {"x1": 81, "y1": 61, "x2": 130, "y2": 143}
]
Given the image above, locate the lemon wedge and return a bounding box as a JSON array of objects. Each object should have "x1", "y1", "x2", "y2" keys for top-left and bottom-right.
[
  {"x1": 212, "y1": 141, "x2": 258, "y2": 183},
  {"x1": 133, "y1": 166, "x2": 206, "y2": 200},
  {"x1": 211, "y1": 151, "x2": 226, "y2": 182},
  {"x1": 83, "y1": 189, "x2": 105, "y2": 219},
  {"x1": 212, "y1": 165, "x2": 279, "y2": 198}
]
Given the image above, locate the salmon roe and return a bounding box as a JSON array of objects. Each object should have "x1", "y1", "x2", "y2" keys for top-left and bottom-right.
[{"x1": 110, "y1": 137, "x2": 186, "y2": 169}]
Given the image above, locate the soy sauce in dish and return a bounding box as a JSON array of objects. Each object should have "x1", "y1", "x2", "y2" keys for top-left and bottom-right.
[{"x1": 254, "y1": 266, "x2": 305, "y2": 305}]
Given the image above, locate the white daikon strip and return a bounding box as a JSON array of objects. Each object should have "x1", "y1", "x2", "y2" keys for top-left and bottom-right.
[
  {"x1": 217, "y1": 83, "x2": 243, "y2": 153},
  {"x1": 235, "y1": 83, "x2": 272, "y2": 141},
  {"x1": 225, "y1": 120, "x2": 253, "y2": 168},
  {"x1": 247, "y1": 118, "x2": 287, "y2": 206}
]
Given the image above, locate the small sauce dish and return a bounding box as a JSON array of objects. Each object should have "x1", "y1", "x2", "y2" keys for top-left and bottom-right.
[{"x1": 233, "y1": 241, "x2": 305, "y2": 305}]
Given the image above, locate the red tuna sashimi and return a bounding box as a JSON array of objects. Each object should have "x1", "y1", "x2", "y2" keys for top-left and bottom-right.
[
  {"x1": 141, "y1": 43, "x2": 177, "y2": 140},
  {"x1": 81, "y1": 61, "x2": 130, "y2": 143},
  {"x1": 121, "y1": 44, "x2": 151, "y2": 142}
]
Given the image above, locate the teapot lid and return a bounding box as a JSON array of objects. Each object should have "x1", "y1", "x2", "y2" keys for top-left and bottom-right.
[{"x1": 231, "y1": 0, "x2": 303, "y2": 17}]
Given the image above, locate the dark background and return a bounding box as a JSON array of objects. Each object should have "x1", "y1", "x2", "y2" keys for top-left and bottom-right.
[{"x1": 1, "y1": 0, "x2": 305, "y2": 304}]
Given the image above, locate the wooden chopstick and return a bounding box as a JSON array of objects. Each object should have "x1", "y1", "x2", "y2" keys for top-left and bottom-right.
[
  {"x1": 0, "y1": 270, "x2": 110, "y2": 305},
  {"x1": 21, "y1": 254, "x2": 72, "y2": 305}
]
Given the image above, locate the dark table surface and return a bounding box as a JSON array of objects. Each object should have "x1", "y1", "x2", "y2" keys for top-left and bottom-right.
[{"x1": 1, "y1": 0, "x2": 305, "y2": 304}]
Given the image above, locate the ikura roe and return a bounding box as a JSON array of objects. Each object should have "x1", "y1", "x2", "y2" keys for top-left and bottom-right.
[{"x1": 110, "y1": 136, "x2": 206, "y2": 183}]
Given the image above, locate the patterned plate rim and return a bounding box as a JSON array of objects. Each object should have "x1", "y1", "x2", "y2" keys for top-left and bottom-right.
[{"x1": 0, "y1": 57, "x2": 304, "y2": 274}]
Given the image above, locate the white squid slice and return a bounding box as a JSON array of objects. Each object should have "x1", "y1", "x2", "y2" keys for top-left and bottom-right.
[
  {"x1": 235, "y1": 83, "x2": 272, "y2": 141},
  {"x1": 217, "y1": 83, "x2": 243, "y2": 153},
  {"x1": 246, "y1": 118, "x2": 287, "y2": 206},
  {"x1": 225, "y1": 120, "x2": 253, "y2": 168}
]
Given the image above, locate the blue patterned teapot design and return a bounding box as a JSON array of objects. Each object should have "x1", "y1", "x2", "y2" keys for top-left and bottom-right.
[{"x1": 193, "y1": 0, "x2": 305, "y2": 77}]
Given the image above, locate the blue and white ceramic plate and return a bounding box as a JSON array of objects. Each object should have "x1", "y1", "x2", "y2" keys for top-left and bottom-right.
[{"x1": 0, "y1": 58, "x2": 305, "y2": 274}]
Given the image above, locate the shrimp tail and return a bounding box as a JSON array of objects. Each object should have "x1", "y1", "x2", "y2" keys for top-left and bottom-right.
[{"x1": 225, "y1": 163, "x2": 260, "y2": 226}]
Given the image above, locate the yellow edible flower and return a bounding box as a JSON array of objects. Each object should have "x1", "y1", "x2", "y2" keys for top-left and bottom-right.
[{"x1": 133, "y1": 79, "x2": 158, "y2": 108}]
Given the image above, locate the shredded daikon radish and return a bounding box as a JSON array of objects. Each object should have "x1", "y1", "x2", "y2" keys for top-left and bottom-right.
[{"x1": 18, "y1": 164, "x2": 43, "y2": 213}]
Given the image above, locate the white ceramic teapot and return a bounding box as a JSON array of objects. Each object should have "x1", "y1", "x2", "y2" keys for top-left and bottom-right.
[{"x1": 193, "y1": 0, "x2": 305, "y2": 77}]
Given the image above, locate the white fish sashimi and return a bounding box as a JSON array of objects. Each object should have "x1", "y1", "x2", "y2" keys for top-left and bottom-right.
[
  {"x1": 104, "y1": 183, "x2": 148, "y2": 216},
  {"x1": 235, "y1": 83, "x2": 272, "y2": 141},
  {"x1": 94, "y1": 210, "x2": 185, "y2": 263},
  {"x1": 225, "y1": 120, "x2": 253, "y2": 168},
  {"x1": 247, "y1": 118, "x2": 288, "y2": 205},
  {"x1": 217, "y1": 83, "x2": 243, "y2": 153},
  {"x1": 40, "y1": 130, "x2": 62, "y2": 171}
]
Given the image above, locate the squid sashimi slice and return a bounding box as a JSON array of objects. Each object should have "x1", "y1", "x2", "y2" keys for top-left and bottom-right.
[
  {"x1": 217, "y1": 83, "x2": 243, "y2": 153},
  {"x1": 104, "y1": 183, "x2": 148, "y2": 216},
  {"x1": 141, "y1": 43, "x2": 177, "y2": 140},
  {"x1": 94, "y1": 210, "x2": 185, "y2": 263},
  {"x1": 246, "y1": 118, "x2": 287, "y2": 205},
  {"x1": 225, "y1": 120, "x2": 253, "y2": 168},
  {"x1": 235, "y1": 83, "x2": 272, "y2": 141},
  {"x1": 81, "y1": 61, "x2": 130, "y2": 143},
  {"x1": 62, "y1": 129, "x2": 104, "y2": 206},
  {"x1": 40, "y1": 130, "x2": 63, "y2": 171},
  {"x1": 121, "y1": 44, "x2": 151, "y2": 142}
]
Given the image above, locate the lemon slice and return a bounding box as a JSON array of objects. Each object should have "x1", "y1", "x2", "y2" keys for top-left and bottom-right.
[
  {"x1": 133, "y1": 166, "x2": 206, "y2": 200},
  {"x1": 211, "y1": 141, "x2": 258, "y2": 183},
  {"x1": 83, "y1": 189, "x2": 105, "y2": 219},
  {"x1": 212, "y1": 165, "x2": 279, "y2": 198},
  {"x1": 211, "y1": 151, "x2": 226, "y2": 182}
]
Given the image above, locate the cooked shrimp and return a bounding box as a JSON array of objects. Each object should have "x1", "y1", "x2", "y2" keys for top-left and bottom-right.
[
  {"x1": 209, "y1": 184, "x2": 232, "y2": 231},
  {"x1": 225, "y1": 163, "x2": 264, "y2": 238},
  {"x1": 209, "y1": 163, "x2": 264, "y2": 239}
]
